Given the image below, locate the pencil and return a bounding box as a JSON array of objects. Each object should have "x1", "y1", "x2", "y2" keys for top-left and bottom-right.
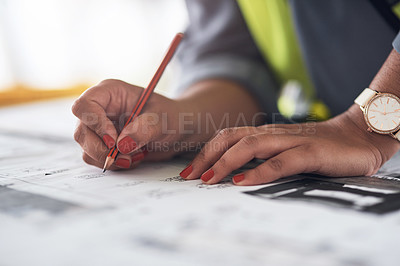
[{"x1": 102, "y1": 32, "x2": 184, "y2": 172}]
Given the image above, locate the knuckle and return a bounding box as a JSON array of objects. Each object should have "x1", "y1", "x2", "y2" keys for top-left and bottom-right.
[
  {"x1": 134, "y1": 115, "x2": 159, "y2": 136},
  {"x1": 91, "y1": 120, "x2": 103, "y2": 135},
  {"x1": 302, "y1": 143, "x2": 318, "y2": 156},
  {"x1": 196, "y1": 149, "x2": 208, "y2": 163},
  {"x1": 217, "y1": 127, "x2": 237, "y2": 138},
  {"x1": 213, "y1": 156, "x2": 234, "y2": 174},
  {"x1": 366, "y1": 167, "x2": 378, "y2": 177},
  {"x1": 82, "y1": 153, "x2": 93, "y2": 165},
  {"x1": 146, "y1": 123, "x2": 160, "y2": 137},
  {"x1": 71, "y1": 98, "x2": 85, "y2": 117},
  {"x1": 204, "y1": 140, "x2": 224, "y2": 154},
  {"x1": 252, "y1": 166, "x2": 264, "y2": 180},
  {"x1": 73, "y1": 125, "x2": 85, "y2": 144},
  {"x1": 216, "y1": 157, "x2": 227, "y2": 168},
  {"x1": 268, "y1": 158, "x2": 284, "y2": 172},
  {"x1": 94, "y1": 151, "x2": 106, "y2": 163},
  {"x1": 99, "y1": 78, "x2": 120, "y2": 86},
  {"x1": 240, "y1": 135, "x2": 259, "y2": 147},
  {"x1": 81, "y1": 111, "x2": 99, "y2": 126}
]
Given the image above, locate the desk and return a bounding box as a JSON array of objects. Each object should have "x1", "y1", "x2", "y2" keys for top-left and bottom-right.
[{"x1": 1, "y1": 99, "x2": 400, "y2": 266}]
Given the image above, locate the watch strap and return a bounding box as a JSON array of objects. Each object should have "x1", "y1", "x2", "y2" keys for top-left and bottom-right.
[
  {"x1": 395, "y1": 131, "x2": 400, "y2": 141},
  {"x1": 354, "y1": 88, "x2": 377, "y2": 108}
]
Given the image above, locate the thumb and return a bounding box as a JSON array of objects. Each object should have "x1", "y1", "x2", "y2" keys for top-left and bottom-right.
[{"x1": 116, "y1": 112, "x2": 162, "y2": 154}]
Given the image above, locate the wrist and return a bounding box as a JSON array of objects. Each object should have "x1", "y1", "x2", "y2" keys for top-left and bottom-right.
[
  {"x1": 173, "y1": 98, "x2": 210, "y2": 145},
  {"x1": 174, "y1": 79, "x2": 265, "y2": 144},
  {"x1": 343, "y1": 104, "x2": 400, "y2": 162},
  {"x1": 345, "y1": 49, "x2": 400, "y2": 160}
]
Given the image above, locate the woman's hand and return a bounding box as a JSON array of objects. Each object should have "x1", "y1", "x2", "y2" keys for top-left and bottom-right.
[
  {"x1": 72, "y1": 79, "x2": 189, "y2": 170},
  {"x1": 180, "y1": 107, "x2": 400, "y2": 185},
  {"x1": 72, "y1": 78, "x2": 265, "y2": 170}
]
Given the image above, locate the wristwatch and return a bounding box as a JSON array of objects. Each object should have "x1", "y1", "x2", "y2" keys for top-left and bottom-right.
[{"x1": 354, "y1": 88, "x2": 400, "y2": 141}]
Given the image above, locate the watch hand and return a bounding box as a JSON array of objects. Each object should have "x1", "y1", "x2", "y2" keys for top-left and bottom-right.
[
  {"x1": 385, "y1": 111, "x2": 400, "y2": 114},
  {"x1": 369, "y1": 109, "x2": 384, "y2": 114}
]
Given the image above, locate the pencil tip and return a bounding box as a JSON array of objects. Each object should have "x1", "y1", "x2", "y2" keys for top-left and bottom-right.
[
  {"x1": 102, "y1": 156, "x2": 114, "y2": 173},
  {"x1": 102, "y1": 159, "x2": 108, "y2": 173}
]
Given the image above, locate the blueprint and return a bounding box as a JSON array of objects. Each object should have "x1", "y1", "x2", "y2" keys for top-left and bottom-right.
[{"x1": 1, "y1": 99, "x2": 400, "y2": 266}]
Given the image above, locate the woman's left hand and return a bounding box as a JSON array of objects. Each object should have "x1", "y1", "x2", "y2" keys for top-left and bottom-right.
[{"x1": 179, "y1": 108, "x2": 400, "y2": 185}]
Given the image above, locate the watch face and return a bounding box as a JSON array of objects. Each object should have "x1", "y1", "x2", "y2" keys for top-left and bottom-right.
[{"x1": 365, "y1": 93, "x2": 400, "y2": 134}]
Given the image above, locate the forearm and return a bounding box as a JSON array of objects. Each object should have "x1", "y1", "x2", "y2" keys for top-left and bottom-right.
[
  {"x1": 180, "y1": 49, "x2": 400, "y2": 185},
  {"x1": 176, "y1": 79, "x2": 265, "y2": 143},
  {"x1": 369, "y1": 49, "x2": 400, "y2": 96}
]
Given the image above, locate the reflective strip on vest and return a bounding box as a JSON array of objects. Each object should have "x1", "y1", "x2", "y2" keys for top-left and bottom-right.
[{"x1": 237, "y1": 0, "x2": 330, "y2": 120}]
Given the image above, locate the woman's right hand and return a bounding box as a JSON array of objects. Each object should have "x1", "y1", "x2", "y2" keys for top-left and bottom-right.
[{"x1": 72, "y1": 79, "x2": 191, "y2": 170}]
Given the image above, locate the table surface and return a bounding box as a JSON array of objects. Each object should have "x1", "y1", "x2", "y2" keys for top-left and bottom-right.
[{"x1": 1, "y1": 98, "x2": 400, "y2": 266}]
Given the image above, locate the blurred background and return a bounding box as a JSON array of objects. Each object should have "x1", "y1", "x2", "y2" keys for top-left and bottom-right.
[{"x1": 0, "y1": 0, "x2": 188, "y2": 105}]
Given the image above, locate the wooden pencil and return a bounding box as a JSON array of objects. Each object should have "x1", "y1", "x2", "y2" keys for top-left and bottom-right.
[{"x1": 103, "y1": 32, "x2": 184, "y2": 172}]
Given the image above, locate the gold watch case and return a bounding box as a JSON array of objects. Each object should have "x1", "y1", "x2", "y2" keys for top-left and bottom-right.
[{"x1": 364, "y1": 93, "x2": 400, "y2": 134}]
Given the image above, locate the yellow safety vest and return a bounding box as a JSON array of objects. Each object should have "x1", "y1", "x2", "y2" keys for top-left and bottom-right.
[
  {"x1": 237, "y1": 0, "x2": 330, "y2": 120},
  {"x1": 237, "y1": 0, "x2": 400, "y2": 120}
]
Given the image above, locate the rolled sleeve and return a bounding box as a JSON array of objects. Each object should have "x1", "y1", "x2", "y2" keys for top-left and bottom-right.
[{"x1": 171, "y1": 0, "x2": 278, "y2": 115}]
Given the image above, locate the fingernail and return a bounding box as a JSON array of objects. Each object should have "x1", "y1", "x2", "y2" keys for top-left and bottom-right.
[
  {"x1": 115, "y1": 158, "x2": 130, "y2": 168},
  {"x1": 131, "y1": 152, "x2": 145, "y2": 162},
  {"x1": 201, "y1": 169, "x2": 214, "y2": 182},
  {"x1": 117, "y1": 136, "x2": 137, "y2": 154},
  {"x1": 179, "y1": 165, "x2": 192, "y2": 179},
  {"x1": 233, "y1": 173, "x2": 245, "y2": 184},
  {"x1": 102, "y1": 134, "x2": 115, "y2": 149}
]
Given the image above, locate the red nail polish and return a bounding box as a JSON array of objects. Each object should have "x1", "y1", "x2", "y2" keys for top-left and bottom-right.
[
  {"x1": 131, "y1": 152, "x2": 145, "y2": 162},
  {"x1": 115, "y1": 158, "x2": 130, "y2": 168},
  {"x1": 179, "y1": 165, "x2": 192, "y2": 179},
  {"x1": 233, "y1": 173, "x2": 245, "y2": 183},
  {"x1": 117, "y1": 136, "x2": 137, "y2": 154},
  {"x1": 201, "y1": 169, "x2": 214, "y2": 182},
  {"x1": 102, "y1": 134, "x2": 115, "y2": 149}
]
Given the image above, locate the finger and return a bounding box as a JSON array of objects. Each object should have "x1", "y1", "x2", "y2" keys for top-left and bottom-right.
[
  {"x1": 232, "y1": 145, "x2": 318, "y2": 186},
  {"x1": 74, "y1": 123, "x2": 109, "y2": 163},
  {"x1": 258, "y1": 123, "x2": 303, "y2": 135},
  {"x1": 200, "y1": 133, "x2": 301, "y2": 184},
  {"x1": 129, "y1": 149, "x2": 146, "y2": 169},
  {"x1": 115, "y1": 148, "x2": 150, "y2": 169},
  {"x1": 72, "y1": 83, "x2": 119, "y2": 149},
  {"x1": 82, "y1": 152, "x2": 140, "y2": 171},
  {"x1": 114, "y1": 154, "x2": 132, "y2": 169},
  {"x1": 259, "y1": 123, "x2": 298, "y2": 129},
  {"x1": 116, "y1": 112, "x2": 164, "y2": 154},
  {"x1": 131, "y1": 149, "x2": 147, "y2": 163},
  {"x1": 259, "y1": 123, "x2": 317, "y2": 136},
  {"x1": 179, "y1": 127, "x2": 259, "y2": 180},
  {"x1": 82, "y1": 152, "x2": 118, "y2": 171},
  {"x1": 129, "y1": 160, "x2": 141, "y2": 170}
]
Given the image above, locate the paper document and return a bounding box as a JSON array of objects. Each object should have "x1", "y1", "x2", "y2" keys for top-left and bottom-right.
[{"x1": 1, "y1": 99, "x2": 400, "y2": 266}]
